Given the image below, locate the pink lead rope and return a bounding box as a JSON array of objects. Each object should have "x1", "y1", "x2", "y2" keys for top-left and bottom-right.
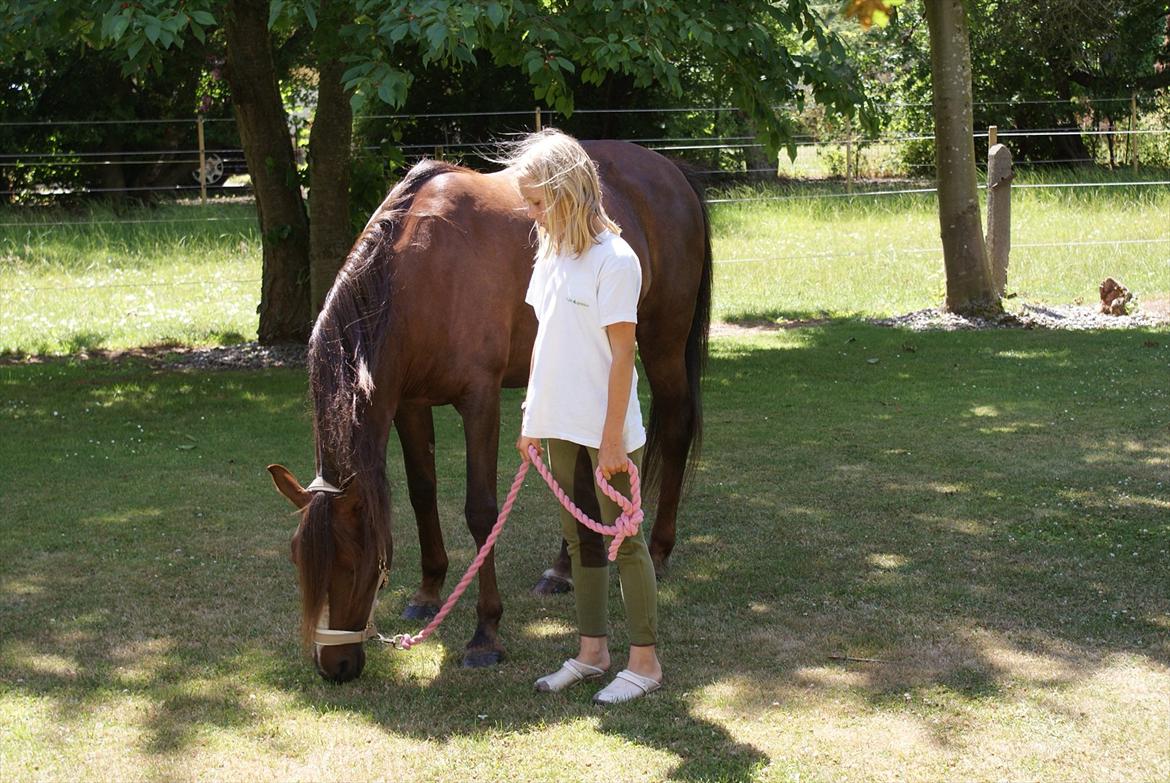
[{"x1": 385, "y1": 444, "x2": 642, "y2": 650}]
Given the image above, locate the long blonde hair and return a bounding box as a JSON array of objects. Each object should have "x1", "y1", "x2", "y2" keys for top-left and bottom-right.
[{"x1": 503, "y1": 129, "x2": 620, "y2": 262}]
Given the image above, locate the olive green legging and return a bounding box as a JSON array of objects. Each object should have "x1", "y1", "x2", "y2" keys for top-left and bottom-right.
[{"x1": 547, "y1": 438, "x2": 657, "y2": 645}]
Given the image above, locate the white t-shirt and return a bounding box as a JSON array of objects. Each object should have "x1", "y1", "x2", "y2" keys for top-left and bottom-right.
[{"x1": 522, "y1": 230, "x2": 646, "y2": 452}]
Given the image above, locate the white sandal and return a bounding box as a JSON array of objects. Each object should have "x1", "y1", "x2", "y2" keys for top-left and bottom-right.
[
  {"x1": 592, "y1": 669, "x2": 662, "y2": 704},
  {"x1": 534, "y1": 659, "x2": 606, "y2": 693}
]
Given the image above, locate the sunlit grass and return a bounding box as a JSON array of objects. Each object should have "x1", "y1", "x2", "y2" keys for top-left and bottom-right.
[
  {"x1": 709, "y1": 173, "x2": 1170, "y2": 321},
  {"x1": 1, "y1": 326, "x2": 1167, "y2": 780},
  {"x1": 0, "y1": 199, "x2": 260, "y2": 355},
  {"x1": 1, "y1": 175, "x2": 1168, "y2": 355}
]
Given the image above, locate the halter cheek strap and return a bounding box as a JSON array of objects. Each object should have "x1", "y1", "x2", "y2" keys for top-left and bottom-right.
[{"x1": 306, "y1": 476, "x2": 344, "y2": 495}]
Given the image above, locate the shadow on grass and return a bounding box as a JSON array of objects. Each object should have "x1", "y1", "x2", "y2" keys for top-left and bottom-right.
[{"x1": 1, "y1": 322, "x2": 1167, "y2": 777}]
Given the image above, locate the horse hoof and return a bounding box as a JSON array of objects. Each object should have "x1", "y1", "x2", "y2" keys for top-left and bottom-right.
[
  {"x1": 402, "y1": 602, "x2": 440, "y2": 621},
  {"x1": 462, "y1": 649, "x2": 504, "y2": 668},
  {"x1": 652, "y1": 556, "x2": 670, "y2": 580},
  {"x1": 531, "y1": 569, "x2": 573, "y2": 596}
]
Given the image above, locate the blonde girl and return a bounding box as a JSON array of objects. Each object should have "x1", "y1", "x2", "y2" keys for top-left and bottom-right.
[{"x1": 508, "y1": 129, "x2": 662, "y2": 705}]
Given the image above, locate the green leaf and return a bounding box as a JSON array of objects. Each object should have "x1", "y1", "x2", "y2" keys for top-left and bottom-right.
[
  {"x1": 486, "y1": 2, "x2": 504, "y2": 28},
  {"x1": 144, "y1": 17, "x2": 161, "y2": 44},
  {"x1": 127, "y1": 36, "x2": 145, "y2": 60},
  {"x1": 190, "y1": 22, "x2": 205, "y2": 43},
  {"x1": 268, "y1": 0, "x2": 285, "y2": 29},
  {"x1": 303, "y1": 0, "x2": 317, "y2": 29},
  {"x1": 425, "y1": 22, "x2": 447, "y2": 52},
  {"x1": 342, "y1": 62, "x2": 375, "y2": 82},
  {"x1": 388, "y1": 22, "x2": 409, "y2": 43},
  {"x1": 109, "y1": 13, "x2": 130, "y2": 41},
  {"x1": 191, "y1": 10, "x2": 216, "y2": 26}
]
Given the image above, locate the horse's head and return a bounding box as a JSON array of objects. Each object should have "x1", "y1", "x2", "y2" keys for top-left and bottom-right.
[{"x1": 268, "y1": 464, "x2": 388, "y2": 683}]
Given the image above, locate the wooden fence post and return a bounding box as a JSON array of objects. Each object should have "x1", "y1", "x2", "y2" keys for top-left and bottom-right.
[
  {"x1": 988, "y1": 124, "x2": 997, "y2": 148},
  {"x1": 845, "y1": 119, "x2": 854, "y2": 193},
  {"x1": 1129, "y1": 93, "x2": 1137, "y2": 173},
  {"x1": 986, "y1": 136, "x2": 1013, "y2": 297},
  {"x1": 196, "y1": 114, "x2": 207, "y2": 206},
  {"x1": 535, "y1": 106, "x2": 542, "y2": 131}
]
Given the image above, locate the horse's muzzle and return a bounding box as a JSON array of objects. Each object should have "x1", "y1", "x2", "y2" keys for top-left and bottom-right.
[{"x1": 315, "y1": 643, "x2": 366, "y2": 682}]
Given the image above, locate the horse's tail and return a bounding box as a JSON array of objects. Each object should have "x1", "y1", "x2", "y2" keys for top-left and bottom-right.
[{"x1": 643, "y1": 163, "x2": 711, "y2": 494}]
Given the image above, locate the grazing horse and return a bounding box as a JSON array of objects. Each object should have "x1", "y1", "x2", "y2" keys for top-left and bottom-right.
[{"x1": 268, "y1": 141, "x2": 711, "y2": 682}]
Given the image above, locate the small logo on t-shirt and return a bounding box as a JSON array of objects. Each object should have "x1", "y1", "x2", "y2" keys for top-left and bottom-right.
[{"x1": 566, "y1": 296, "x2": 590, "y2": 308}]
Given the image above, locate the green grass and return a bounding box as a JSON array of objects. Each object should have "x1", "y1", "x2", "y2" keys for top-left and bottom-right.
[
  {"x1": 2, "y1": 325, "x2": 1168, "y2": 781},
  {"x1": 0, "y1": 199, "x2": 261, "y2": 355},
  {"x1": 2, "y1": 174, "x2": 1168, "y2": 356},
  {"x1": 709, "y1": 171, "x2": 1170, "y2": 322}
]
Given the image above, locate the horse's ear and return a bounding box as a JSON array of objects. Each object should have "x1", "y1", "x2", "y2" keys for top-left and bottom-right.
[{"x1": 268, "y1": 464, "x2": 311, "y2": 509}]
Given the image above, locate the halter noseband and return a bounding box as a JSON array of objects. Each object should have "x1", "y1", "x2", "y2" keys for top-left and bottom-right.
[
  {"x1": 303, "y1": 475, "x2": 387, "y2": 647},
  {"x1": 312, "y1": 562, "x2": 389, "y2": 647},
  {"x1": 306, "y1": 475, "x2": 344, "y2": 495}
]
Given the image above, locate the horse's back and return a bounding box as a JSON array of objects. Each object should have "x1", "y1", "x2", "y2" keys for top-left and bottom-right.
[
  {"x1": 384, "y1": 167, "x2": 537, "y2": 397},
  {"x1": 581, "y1": 141, "x2": 708, "y2": 345}
]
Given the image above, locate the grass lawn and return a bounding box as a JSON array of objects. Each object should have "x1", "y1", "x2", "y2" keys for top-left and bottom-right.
[
  {"x1": 1, "y1": 173, "x2": 1168, "y2": 356},
  {"x1": 2, "y1": 324, "x2": 1167, "y2": 781}
]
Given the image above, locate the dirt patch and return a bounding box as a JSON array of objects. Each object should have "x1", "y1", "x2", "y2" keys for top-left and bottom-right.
[{"x1": 0, "y1": 342, "x2": 307, "y2": 370}]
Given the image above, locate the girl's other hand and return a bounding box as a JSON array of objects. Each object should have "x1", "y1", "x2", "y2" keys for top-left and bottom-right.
[
  {"x1": 517, "y1": 435, "x2": 542, "y2": 463},
  {"x1": 598, "y1": 441, "x2": 628, "y2": 481}
]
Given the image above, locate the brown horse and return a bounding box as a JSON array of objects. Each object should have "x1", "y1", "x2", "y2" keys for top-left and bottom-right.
[{"x1": 268, "y1": 141, "x2": 711, "y2": 681}]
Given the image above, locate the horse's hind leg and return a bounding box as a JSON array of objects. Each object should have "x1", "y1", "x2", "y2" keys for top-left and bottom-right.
[
  {"x1": 640, "y1": 349, "x2": 695, "y2": 576},
  {"x1": 532, "y1": 445, "x2": 608, "y2": 595},
  {"x1": 395, "y1": 403, "x2": 447, "y2": 621},
  {"x1": 532, "y1": 539, "x2": 573, "y2": 596},
  {"x1": 455, "y1": 389, "x2": 506, "y2": 668}
]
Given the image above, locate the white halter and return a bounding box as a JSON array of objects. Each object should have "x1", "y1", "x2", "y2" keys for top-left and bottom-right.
[{"x1": 306, "y1": 476, "x2": 343, "y2": 495}]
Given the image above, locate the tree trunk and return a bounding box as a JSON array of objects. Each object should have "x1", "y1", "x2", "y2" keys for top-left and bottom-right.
[
  {"x1": 925, "y1": 0, "x2": 1001, "y2": 316},
  {"x1": 308, "y1": 0, "x2": 355, "y2": 315},
  {"x1": 224, "y1": 0, "x2": 312, "y2": 343}
]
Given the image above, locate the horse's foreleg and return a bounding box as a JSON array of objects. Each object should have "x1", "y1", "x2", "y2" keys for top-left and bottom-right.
[
  {"x1": 455, "y1": 390, "x2": 506, "y2": 668},
  {"x1": 395, "y1": 402, "x2": 447, "y2": 621},
  {"x1": 641, "y1": 352, "x2": 695, "y2": 576}
]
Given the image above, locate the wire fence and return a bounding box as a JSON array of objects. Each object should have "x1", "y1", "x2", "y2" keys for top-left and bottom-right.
[
  {"x1": 5, "y1": 234, "x2": 1169, "y2": 294},
  {"x1": 2, "y1": 95, "x2": 1168, "y2": 198},
  {"x1": 1, "y1": 101, "x2": 1167, "y2": 301}
]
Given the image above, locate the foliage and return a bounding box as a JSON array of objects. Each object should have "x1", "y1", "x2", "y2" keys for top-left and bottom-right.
[
  {"x1": 841, "y1": 0, "x2": 904, "y2": 30},
  {"x1": 0, "y1": 9, "x2": 231, "y2": 202},
  {"x1": 335, "y1": 0, "x2": 873, "y2": 159},
  {"x1": 838, "y1": 1, "x2": 1170, "y2": 166}
]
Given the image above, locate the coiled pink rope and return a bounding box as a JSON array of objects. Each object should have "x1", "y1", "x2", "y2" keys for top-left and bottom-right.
[{"x1": 387, "y1": 444, "x2": 641, "y2": 650}]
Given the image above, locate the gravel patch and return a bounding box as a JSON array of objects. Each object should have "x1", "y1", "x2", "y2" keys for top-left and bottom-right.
[{"x1": 870, "y1": 303, "x2": 1170, "y2": 332}]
